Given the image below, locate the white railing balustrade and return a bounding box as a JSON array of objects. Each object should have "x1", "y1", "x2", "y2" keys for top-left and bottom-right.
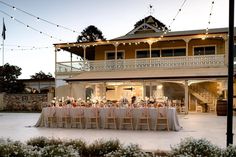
[{"x1": 56, "y1": 55, "x2": 225, "y2": 73}]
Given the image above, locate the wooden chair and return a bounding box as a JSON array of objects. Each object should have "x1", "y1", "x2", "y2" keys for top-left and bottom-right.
[
  {"x1": 136, "y1": 108, "x2": 150, "y2": 130},
  {"x1": 71, "y1": 109, "x2": 84, "y2": 129},
  {"x1": 57, "y1": 108, "x2": 71, "y2": 128},
  {"x1": 86, "y1": 108, "x2": 100, "y2": 129},
  {"x1": 119, "y1": 108, "x2": 133, "y2": 130},
  {"x1": 46, "y1": 107, "x2": 57, "y2": 127},
  {"x1": 155, "y1": 107, "x2": 169, "y2": 131},
  {"x1": 104, "y1": 108, "x2": 117, "y2": 129},
  {"x1": 47, "y1": 116, "x2": 57, "y2": 127}
]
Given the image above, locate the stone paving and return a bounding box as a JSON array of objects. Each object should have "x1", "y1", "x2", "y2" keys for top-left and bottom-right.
[{"x1": 0, "y1": 112, "x2": 236, "y2": 151}]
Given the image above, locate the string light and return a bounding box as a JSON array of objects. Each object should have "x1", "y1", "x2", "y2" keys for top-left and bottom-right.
[
  {"x1": 0, "y1": 46, "x2": 52, "y2": 52},
  {"x1": 0, "y1": 44, "x2": 53, "y2": 51},
  {"x1": 0, "y1": 9, "x2": 64, "y2": 42},
  {"x1": 167, "y1": 0, "x2": 187, "y2": 31},
  {"x1": 205, "y1": 1, "x2": 215, "y2": 36},
  {"x1": 0, "y1": 0, "x2": 79, "y2": 34}
]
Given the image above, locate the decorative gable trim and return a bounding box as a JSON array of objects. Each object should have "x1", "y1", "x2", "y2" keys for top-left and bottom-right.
[{"x1": 127, "y1": 23, "x2": 161, "y2": 35}]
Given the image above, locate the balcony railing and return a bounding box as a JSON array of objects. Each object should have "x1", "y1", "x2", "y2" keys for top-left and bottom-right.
[{"x1": 56, "y1": 55, "x2": 225, "y2": 73}]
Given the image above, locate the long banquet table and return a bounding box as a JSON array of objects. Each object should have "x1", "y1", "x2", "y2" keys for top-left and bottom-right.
[{"x1": 35, "y1": 107, "x2": 182, "y2": 131}]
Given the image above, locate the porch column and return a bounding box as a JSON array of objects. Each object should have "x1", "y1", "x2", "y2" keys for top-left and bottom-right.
[
  {"x1": 103, "y1": 82, "x2": 106, "y2": 99},
  {"x1": 70, "y1": 52, "x2": 72, "y2": 72},
  {"x1": 82, "y1": 45, "x2": 87, "y2": 71},
  {"x1": 148, "y1": 42, "x2": 152, "y2": 58},
  {"x1": 148, "y1": 41, "x2": 153, "y2": 67},
  {"x1": 83, "y1": 45, "x2": 87, "y2": 61},
  {"x1": 149, "y1": 82, "x2": 152, "y2": 98},
  {"x1": 114, "y1": 42, "x2": 119, "y2": 68},
  {"x1": 184, "y1": 38, "x2": 190, "y2": 56},
  {"x1": 143, "y1": 82, "x2": 146, "y2": 100},
  {"x1": 54, "y1": 48, "x2": 57, "y2": 73},
  {"x1": 224, "y1": 35, "x2": 229, "y2": 65},
  {"x1": 184, "y1": 80, "x2": 189, "y2": 114}
]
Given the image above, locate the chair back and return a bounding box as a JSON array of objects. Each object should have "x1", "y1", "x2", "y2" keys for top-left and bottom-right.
[{"x1": 157, "y1": 107, "x2": 168, "y2": 118}]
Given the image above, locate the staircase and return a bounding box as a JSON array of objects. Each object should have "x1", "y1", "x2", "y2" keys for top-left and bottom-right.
[{"x1": 190, "y1": 84, "x2": 218, "y2": 112}]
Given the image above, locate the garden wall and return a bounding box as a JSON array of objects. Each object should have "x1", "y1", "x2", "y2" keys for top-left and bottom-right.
[{"x1": 0, "y1": 93, "x2": 49, "y2": 111}]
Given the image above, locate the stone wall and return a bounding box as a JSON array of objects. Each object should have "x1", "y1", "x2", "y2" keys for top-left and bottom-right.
[{"x1": 2, "y1": 93, "x2": 48, "y2": 112}]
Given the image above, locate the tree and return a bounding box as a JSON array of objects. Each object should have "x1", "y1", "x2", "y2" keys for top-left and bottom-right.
[
  {"x1": 0, "y1": 63, "x2": 25, "y2": 93},
  {"x1": 30, "y1": 71, "x2": 53, "y2": 80},
  {"x1": 77, "y1": 25, "x2": 106, "y2": 42}
]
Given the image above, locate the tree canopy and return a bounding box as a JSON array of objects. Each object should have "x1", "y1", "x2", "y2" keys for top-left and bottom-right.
[
  {"x1": 0, "y1": 63, "x2": 25, "y2": 93},
  {"x1": 77, "y1": 25, "x2": 105, "y2": 42},
  {"x1": 30, "y1": 71, "x2": 54, "y2": 80}
]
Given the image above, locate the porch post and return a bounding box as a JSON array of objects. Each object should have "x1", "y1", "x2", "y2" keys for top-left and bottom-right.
[
  {"x1": 70, "y1": 52, "x2": 72, "y2": 72},
  {"x1": 184, "y1": 38, "x2": 190, "y2": 56},
  {"x1": 143, "y1": 82, "x2": 146, "y2": 100},
  {"x1": 184, "y1": 80, "x2": 189, "y2": 114},
  {"x1": 54, "y1": 48, "x2": 57, "y2": 73},
  {"x1": 149, "y1": 82, "x2": 152, "y2": 98},
  {"x1": 149, "y1": 43, "x2": 152, "y2": 58},
  {"x1": 114, "y1": 42, "x2": 119, "y2": 69},
  {"x1": 148, "y1": 41, "x2": 153, "y2": 67},
  {"x1": 224, "y1": 36, "x2": 229, "y2": 65},
  {"x1": 83, "y1": 45, "x2": 87, "y2": 61},
  {"x1": 103, "y1": 82, "x2": 106, "y2": 99},
  {"x1": 83, "y1": 45, "x2": 87, "y2": 71}
]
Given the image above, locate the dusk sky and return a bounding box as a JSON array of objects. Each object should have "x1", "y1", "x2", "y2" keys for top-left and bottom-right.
[{"x1": 0, "y1": 0, "x2": 230, "y2": 78}]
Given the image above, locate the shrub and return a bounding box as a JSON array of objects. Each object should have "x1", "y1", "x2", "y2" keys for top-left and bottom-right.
[
  {"x1": 27, "y1": 136, "x2": 63, "y2": 148},
  {"x1": 64, "y1": 139, "x2": 87, "y2": 156},
  {"x1": 85, "y1": 139, "x2": 121, "y2": 157},
  {"x1": 105, "y1": 144, "x2": 152, "y2": 157},
  {"x1": 222, "y1": 144, "x2": 236, "y2": 157},
  {"x1": 169, "y1": 137, "x2": 222, "y2": 157},
  {"x1": 27, "y1": 136, "x2": 49, "y2": 148},
  {"x1": 40, "y1": 144, "x2": 79, "y2": 157},
  {"x1": 0, "y1": 138, "x2": 40, "y2": 157}
]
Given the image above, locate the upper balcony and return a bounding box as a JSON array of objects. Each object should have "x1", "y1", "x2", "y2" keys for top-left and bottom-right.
[{"x1": 56, "y1": 54, "x2": 226, "y2": 74}]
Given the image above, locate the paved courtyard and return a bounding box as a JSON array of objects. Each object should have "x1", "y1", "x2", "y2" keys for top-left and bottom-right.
[{"x1": 0, "y1": 112, "x2": 236, "y2": 151}]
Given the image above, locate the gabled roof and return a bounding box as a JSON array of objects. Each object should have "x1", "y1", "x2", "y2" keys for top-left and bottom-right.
[
  {"x1": 126, "y1": 15, "x2": 168, "y2": 35},
  {"x1": 112, "y1": 27, "x2": 230, "y2": 41}
]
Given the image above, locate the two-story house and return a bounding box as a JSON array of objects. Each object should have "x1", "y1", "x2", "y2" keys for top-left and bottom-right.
[{"x1": 53, "y1": 15, "x2": 229, "y2": 113}]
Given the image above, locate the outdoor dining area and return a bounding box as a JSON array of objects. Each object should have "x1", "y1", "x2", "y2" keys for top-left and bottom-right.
[{"x1": 35, "y1": 97, "x2": 182, "y2": 131}]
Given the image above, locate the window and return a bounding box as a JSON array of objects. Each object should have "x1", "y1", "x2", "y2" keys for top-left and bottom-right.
[
  {"x1": 152, "y1": 50, "x2": 161, "y2": 57},
  {"x1": 106, "y1": 51, "x2": 124, "y2": 60},
  {"x1": 137, "y1": 50, "x2": 149, "y2": 58},
  {"x1": 136, "y1": 50, "x2": 160, "y2": 58},
  {"x1": 162, "y1": 49, "x2": 173, "y2": 57},
  {"x1": 161, "y1": 48, "x2": 186, "y2": 57},
  {"x1": 194, "y1": 46, "x2": 215, "y2": 55}
]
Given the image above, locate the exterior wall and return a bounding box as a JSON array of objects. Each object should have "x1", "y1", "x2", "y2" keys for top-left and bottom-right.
[
  {"x1": 55, "y1": 75, "x2": 72, "y2": 98},
  {"x1": 71, "y1": 82, "x2": 86, "y2": 100},
  {"x1": 2, "y1": 93, "x2": 48, "y2": 111},
  {"x1": 188, "y1": 38, "x2": 225, "y2": 55},
  {"x1": 93, "y1": 38, "x2": 225, "y2": 61},
  {"x1": 95, "y1": 45, "x2": 115, "y2": 60}
]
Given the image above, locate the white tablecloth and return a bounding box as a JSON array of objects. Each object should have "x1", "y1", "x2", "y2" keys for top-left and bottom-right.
[{"x1": 35, "y1": 107, "x2": 182, "y2": 131}]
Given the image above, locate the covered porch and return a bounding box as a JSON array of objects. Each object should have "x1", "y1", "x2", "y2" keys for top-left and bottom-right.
[{"x1": 63, "y1": 72, "x2": 227, "y2": 114}]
